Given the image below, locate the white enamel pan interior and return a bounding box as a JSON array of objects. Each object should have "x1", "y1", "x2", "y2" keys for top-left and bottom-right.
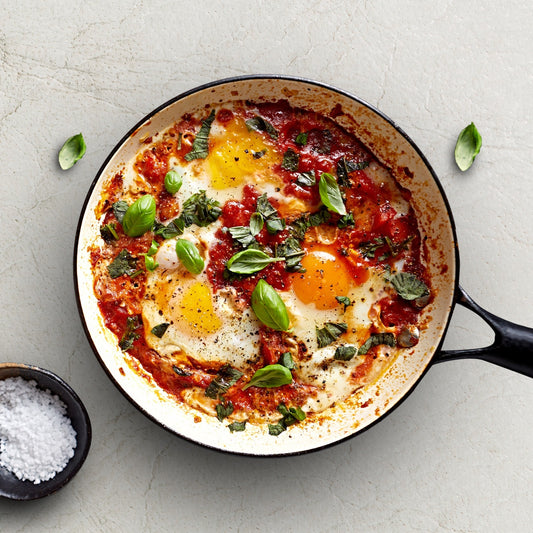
[{"x1": 75, "y1": 76, "x2": 458, "y2": 456}]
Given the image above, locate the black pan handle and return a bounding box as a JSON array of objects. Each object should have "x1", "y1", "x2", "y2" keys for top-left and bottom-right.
[{"x1": 435, "y1": 285, "x2": 533, "y2": 378}]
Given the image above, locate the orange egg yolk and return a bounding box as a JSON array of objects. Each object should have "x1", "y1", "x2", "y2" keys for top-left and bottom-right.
[{"x1": 292, "y1": 244, "x2": 352, "y2": 310}]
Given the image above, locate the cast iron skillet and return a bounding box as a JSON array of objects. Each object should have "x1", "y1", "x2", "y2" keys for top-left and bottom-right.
[{"x1": 74, "y1": 75, "x2": 533, "y2": 456}]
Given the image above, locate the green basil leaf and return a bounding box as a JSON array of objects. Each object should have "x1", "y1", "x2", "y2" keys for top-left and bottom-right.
[
  {"x1": 153, "y1": 218, "x2": 185, "y2": 239},
  {"x1": 100, "y1": 223, "x2": 119, "y2": 243},
  {"x1": 265, "y1": 217, "x2": 286, "y2": 234},
  {"x1": 288, "y1": 405, "x2": 306, "y2": 422},
  {"x1": 175, "y1": 239, "x2": 204, "y2": 275},
  {"x1": 455, "y1": 122, "x2": 482, "y2": 171},
  {"x1": 336, "y1": 157, "x2": 369, "y2": 187},
  {"x1": 281, "y1": 148, "x2": 300, "y2": 172},
  {"x1": 119, "y1": 316, "x2": 141, "y2": 351},
  {"x1": 228, "y1": 420, "x2": 247, "y2": 432},
  {"x1": 144, "y1": 255, "x2": 159, "y2": 271},
  {"x1": 390, "y1": 272, "x2": 430, "y2": 301},
  {"x1": 242, "y1": 364, "x2": 292, "y2": 390},
  {"x1": 151, "y1": 322, "x2": 170, "y2": 338},
  {"x1": 184, "y1": 109, "x2": 216, "y2": 161},
  {"x1": 296, "y1": 171, "x2": 316, "y2": 187},
  {"x1": 226, "y1": 249, "x2": 282, "y2": 275},
  {"x1": 205, "y1": 364, "x2": 243, "y2": 399},
  {"x1": 334, "y1": 345, "x2": 357, "y2": 361},
  {"x1": 337, "y1": 213, "x2": 355, "y2": 229},
  {"x1": 122, "y1": 195, "x2": 156, "y2": 237},
  {"x1": 245, "y1": 116, "x2": 279, "y2": 140},
  {"x1": 289, "y1": 208, "x2": 331, "y2": 240},
  {"x1": 228, "y1": 226, "x2": 256, "y2": 248},
  {"x1": 251, "y1": 279, "x2": 290, "y2": 331},
  {"x1": 335, "y1": 296, "x2": 352, "y2": 311},
  {"x1": 112, "y1": 200, "x2": 129, "y2": 224},
  {"x1": 319, "y1": 173, "x2": 347, "y2": 216},
  {"x1": 268, "y1": 422, "x2": 286, "y2": 436},
  {"x1": 216, "y1": 401, "x2": 234, "y2": 422},
  {"x1": 147, "y1": 240, "x2": 159, "y2": 256},
  {"x1": 249, "y1": 213, "x2": 264, "y2": 236},
  {"x1": 279, "y1": 352, "x2": 296, "y2": 370},
  {"x1": 180, "y1": 190, "x2": 221, "y2": 227},
  {"x1": 308, "y1": 207, "x2": 331, "y2": 227},
  {"x1": 275, "y1": 237, "x2": 305, "y2": 272},
  {"x1": 58, "y1": 133, "x2": 86, "y2": 170},
  {"x1": 268, "y1": 402, "x2": 306, "y2": 435},
  {"x1": 256, "y1": 193, "x2": 277, "y2": 219},
  {"x1": 295, "y1": 132, "x2": 308, "y2": 146},
  {"x1": 164, "y1": 168, "x2": 183, "y2": 194},
  {"x1": 316, "y1": 322, "x2": 348, "y2": 348},
  {"x1": 316, "y1": 129, "x2": 332, "y2": 154},
  {"x1": 358, "y1": 332, "x2": 396, "y2": 355},
  {"x1": 107, "y1": 249, "x2": 138, "y2": 279}
]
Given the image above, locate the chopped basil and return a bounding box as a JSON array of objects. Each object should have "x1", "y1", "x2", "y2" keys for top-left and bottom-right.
[
  {"x1": 279, "y1": 352, "x2": 296, "y2": 370},
  {"x1": 256, "y1": 193, "x2": 285, "y2": 234},
  {"x1": 336, "y1": 157, "x2": 369, "y2": 187},
  {"x1": 147, "y1": 240, "x2": 159, "y2": 256},
  {"x1": 268, "y1": 423, "x2": 286, "y2": 436},
  {"x1": 112, "y1": 200, "x2": 129, "y2": 224},
  {"x1": 180, "y1": 190, "x2": 221, "y2": 227},
  {"x1": 308, "y1": 207, "x2": 331, "y2": 227},
  {"x1": 335, "y1": 296, "x2": 352, "y2": 311},
  {"x1": 289, "y1": 208, "x2": 331, "y2": 240},
  {"x1": 100, "y1": 223, "x2": 119, "y2": 243},
  {"x1": 319, "y1": 173, "x2": 347, "y2": 216},
  {"x1": 184, "y1": 109, "x2": 216, "y2": 161},
  {"x1": 265, "y1": 217, "x2": 286, "y2": 234},
  {"x1": 144, "y1": 255, "x2": 159, "y2": 271},
  {"x1": 164, "y1": 168, "x2": 183, "y2": 194},
  {"x1": 58, "y1": 133, "x2": 86, "y2": 170},
  {"x1": 228, "y1": 420, "x2": 247, "y2": 432},
  {"x1": 337, "y1": 213, "x2": 355, "y2": 229},
  {"x1": 205, "y1": 364, "x2": 244, "y2": 399},
  {"x1": 251, "y1": 279, "x2": 290, "y2": 331},
  {"x1": 316, "y1": 322, "x2": 348, "y2": 348},
  {"x1": 151, "y1": 322, "x2": 170, "y2": 338},
  {"x1": 358, "y1": 333, "x2": 396, "y2": 355},
  {"x1": 295, "y1": 132, "x2": 308, "y2": 146},
  {"x1": 242, "y1": 364, "x2": 292, "y2": 390},
  {"x1": 390, "y1": 272, "x2": 430, "y2": 301},
  {"x1": 245, "y1": 115, "x2": 279, "y2": 140},
  {"x1": 334, "y1": 345, "x2": 357, "y2": 361},
  {"x1": 455, "y1": 122, "x2": 482, "y2": 171},
  {"x1": 175, "y1": 239, "x2": 204, "y2": 275},
  {"x1": 122, "y1": 195, "x2": 156, "y2": 237},
  {"x1": 226, "y1": 249, "x2": 282, "y2": 275},
  {"x1": 268, "y1": 402, "x2": 306, "y2": 436},
  {"x1": 107, "y1": 249, "x2": 138, "y2": 279},
  {"x1": 275, "y1": 237, "x2": 305, "y2": 271},
  {"x1": 296, "y1": 171, "x2": 316, "y2": 187},
  {"x1": 119, "y1": 316, "x2": 141, "y2": 351},
  {"x1": 153, "y1": 218, "x2": 185, "y2": 239},
  {"x1": 228, "y1": 226, "x2": 256, "y2": 248},
  {"x1": 359, "y1": 235, "x2": 413, "y2": 260},
  {"x1": 249, "y1": 213, "x2": 264, "y2": 236},
  {"x1": 216, "y1": 401, "x2": 234, "y2": 422},
  {"x1": 281, "y1": 148, "x2": 300, "y2": 172}
]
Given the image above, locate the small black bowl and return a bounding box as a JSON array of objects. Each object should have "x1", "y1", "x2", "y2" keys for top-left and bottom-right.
[{"x1": 0, "y1": 363, "x2": 92, "y2": 500}]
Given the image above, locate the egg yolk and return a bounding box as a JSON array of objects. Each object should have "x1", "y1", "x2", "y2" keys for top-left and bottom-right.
[
  {"x1": 208, "y1": 118, "x2": 281, "y2": 189},
  {"x1": 292, "y1": 244, "x2": 352, "y2": 310},
  {"x1": 177, "y1": 281, "x2": 222, "y2": 335}
]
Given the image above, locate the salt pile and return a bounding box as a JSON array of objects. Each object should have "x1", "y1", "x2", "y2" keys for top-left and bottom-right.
[{"x1": 0, "y1": 376, "x2": 77, "y2": 484}]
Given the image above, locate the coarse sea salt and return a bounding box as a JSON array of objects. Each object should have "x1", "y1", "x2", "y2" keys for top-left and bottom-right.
[{"x1": 0, "y1": 376, "x2": 77, "y2": 484}]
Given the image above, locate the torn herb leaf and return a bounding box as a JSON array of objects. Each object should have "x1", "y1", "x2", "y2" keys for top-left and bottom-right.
[
  {"x1": 295, "y1": 132, "x2": 308, "y2": 146},
  {"x1": 180, "y1": 190, "x2": 221, "y2": 227},
  {"x1": 228, "y1": 420, "x2": 247, "y2": 432},
  {"x1": 334, "y1": 345, "x2": 357, "y2": 361},
  {"x1": 113, "y1": 200, "x2": 129, "y2": 224},
  {"x1": 265, "y1": 217, "x2": 286, "y2": 234},
  {"x1": 119, "y1": 316, "x2": 141, "y2": 351},
  {"x1": 390, "y1": 272, "x2": 430, "y2": 301},
  {"x1": 151, "y1": 322, "x2": 170, "y2": 338},
  {"x1": 335, "y1": 296, "x2": 352, "y2": 311},
  {"x1": 296, "y1": 171, "x2": 316, "y2": 187},
  {"x1": 144, "y1": 255, "x2": 158, "y2": 271},
  {"x1": 245, "y1": 115, "x2": 279, "y2": 140},
  {"x1": 205, "y1": 364, "x2": 244, "y2": 399},
  {"x1": 249, "y1": 213, "x2": 264, "y2": 236},
  {"x1": 268, "y1": 402, "x2": 306, "y2": 436},
  {"x1": 256, "y1": 193, "x2": 277, "y2": 219},
  {"x1": 316, "y1": 322, "x2": 348, "y2": 348},
  {"x1": 228, "y1": 225, "x2": 256, "y2": 248},
  {"x1": 107, "y1": 249, "x2": 138, "y2": 279},
  {"x1": 358, "y1": 333, "x2": 396, "y2": 355},
  {"x1": 100, "y1": 223, "x2": 119, "y2": 243},
  {"x1": 281, "y1": 148, "x2": 300, "y2": 172},
  {"x1": 336, "y1": 157, "x2": 369, "y2": 187},
  {"x1": 216, "y1": 401, "x2": 234, "y2": 422},
  {"x1": 279, "y1": 352, "x2": 296, "y2": 370},
  {"x1": 276, "y1": 237, "x2": 305, "y2": 271},
  {"x1": 153, "y1": 218, "x2": 185, "y2": 239},
  {"x1": 337, "y1": 213, "x2": 355, "y2": 229},
  {"x1": 184, "y1": 109, "x2": 216, "y2": 161}
]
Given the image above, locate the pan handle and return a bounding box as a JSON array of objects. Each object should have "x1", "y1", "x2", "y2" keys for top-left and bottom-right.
[{"x1": 435, "y1": 285, "x2": 533, "y2": 378}]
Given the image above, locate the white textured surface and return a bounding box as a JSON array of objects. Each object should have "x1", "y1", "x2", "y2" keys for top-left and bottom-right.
[{"x1": 0, "y1": 1, "x2": 532, "y2": 531}]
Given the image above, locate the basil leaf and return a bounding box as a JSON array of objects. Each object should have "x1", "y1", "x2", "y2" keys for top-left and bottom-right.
[
  {"x1": 151, "y1": 322, "x2": 170, "y2": 338},
  {"x1": 251, "y1": 279, "x2": 290, "y2": 331},
  {"x1": 455, "y1": 122, "x2": 482, "y2": 171},
  {"x1": 275, "y1": 237, "x2": 305, "y2": 271},
  {"x1": 122, "y1": 195, "x2": 156, "y2": 237},
  {"x1": 184, "y1": 109, "x2": 216, "y2": 161},
  {"x1": 153, "y1": 218, "x2": 185, "y2": 239},
  {"x1": 228, "y1": 420, "x2": 247, "y2": 432},
  {"x1": 175, "y1": 239, "x2": 204, "y2": 275},
  {"x1": 295, "y1": 132, "x2": 308, "y2": 146},
  {"x1": 268, "y1": 402, "x2": 306, "y2": 436},
  {"x1": 58, "y1": 133, "x2": 86, "y2": 170},
  {"x1": 265, "y1": 217, "x2": 286, "y2": 234},
  {"x1": 216, "y1": 401, "x2": 234, "y2": 422},
  {"x1": 279, "y1": 352, "x2": 296, "y2": 370},
  {"x1": 316, "y1": 322, "x2": 348, "y2": 348},
  {"x1": 335, "y1": 296, "x2": 351, "y2": 311},
  {"x1": 338, "y1": 213, "x2": 355, "y2": 229},
  {"x1": 281, "y1": 149, "x2": 300, "y2": 172},
  {"x1": 256, "y1": 193, "x2": 277, "y2": 219},
  {"x1": 319, "y1": 173, "x2": 347, "y2": 216},
  {"x1": 119, "y1": 316, "x2": 141, "y2": 351},
  {"x1": 226, "y1": 249, "x2": 282, "y2": 275},
  {"x1": 164, "y1": 168, "x2": 183, "y2": 194},
  {"x1": 268, "y1": 423, "x2": 286, "y2": 436},
  {"x1": 336, "y1": 157, "x2": 369, "y2": 187},
  {"x1": 289, "y1": 208, "x2": 331, "y2": 240},
  {"x1": 242, "y1": 364, "x2": 292, "y2": 390},
  {"x1": 100, "y1": 223, "x2": 118, "y2": 243},
  {"x1": 390, "y1": 272, "x2": 430, "y2": 301},
  {"x1": 308, "y1": 207, "x2": 331, "y2": 227},
  {"x1": 245, "y1": 115, "x2": 279, "y2": 140},
  {"x1": 358, "y1": 333, "x2": 396, "y2": 355},
  {"x1": 113, "y1": 200, "x2": 129, "y2": 224},
  {"x1": 147, "y1": 240, "x2": 159, "y2": 256},
  {"x1": 107, "y1": 249, "x2": 138, "y2": 279},
  {"x1": 334, "y1": 345, "x2": 357, "y2": 361},
  {"x1": 228, "y1": 226, "x2": 256, "y2": 248},
  {"x1": 144, "y1": 255, "x2": 159, "y2": 271},
  {"x1": 296, "y1": 171, "x2": 316, "y2": 187},
  {"x1": 317, "y1": 129, "x2": 332, "y2": 154},
  {"x1": 249, "y1": 213, "x2": 264, "y2": 236},
  {"x1": 180, "y1": 190, "x2": 221, "y2": 227},
  {"x1": 205, "y1": 364, "x2": 243, "y2": 399}
]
